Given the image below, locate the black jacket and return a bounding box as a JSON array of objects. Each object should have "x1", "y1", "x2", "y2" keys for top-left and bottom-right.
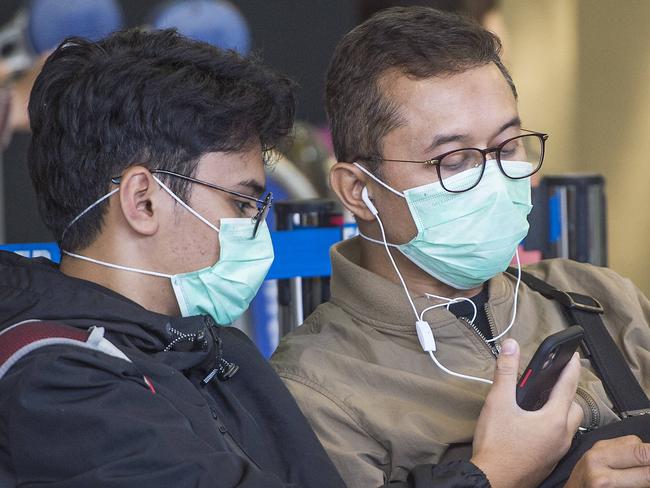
[{"x1": 0, "y1": 251, "x2": 489, "y2": 487}]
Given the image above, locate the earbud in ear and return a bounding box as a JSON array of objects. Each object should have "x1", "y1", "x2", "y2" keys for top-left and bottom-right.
[{"x1": 361, "y1": 186, "x2": 378, "y2": 216}]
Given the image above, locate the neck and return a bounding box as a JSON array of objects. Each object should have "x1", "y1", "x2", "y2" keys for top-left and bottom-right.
[
  {"x1": 59, "y1": 237, "x2": 181, "y2": 317},
  {"x1": 359, "y1": 235, "x2": 484, "y2": 301}
]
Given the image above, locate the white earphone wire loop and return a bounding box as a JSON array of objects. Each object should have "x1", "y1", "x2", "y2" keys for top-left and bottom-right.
[
  {"x1": 423, "y1": 294, "x2": 478, "y2": 325},
  {"x1": 362, "y1": 186, "x2": 498, "y2": 385},
  {"x1": 371, "y1": 205, "x2": 492, "y2": 385},
  {"x1": 486, "y1": 248, "x2": 521, "y2": 343},
  {"x1": 429, "y1": 351, "x2": 493, "y2": 385}
]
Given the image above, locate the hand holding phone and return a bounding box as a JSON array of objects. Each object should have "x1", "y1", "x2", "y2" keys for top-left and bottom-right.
[{"x1": 516, "y1": 326, "x2": 585, "y2": 411}]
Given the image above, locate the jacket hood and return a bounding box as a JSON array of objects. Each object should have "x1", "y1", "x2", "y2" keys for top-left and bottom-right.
[{"x1": 0, "y1": 250, "x2": 213, "y2": 370}]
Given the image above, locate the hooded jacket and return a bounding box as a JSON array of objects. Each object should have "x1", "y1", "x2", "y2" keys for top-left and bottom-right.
[
  {"x1": 0, "y1": 250, "x2": 347, "y2": 487},
  {"x1": 271, "y1": 237, "x2": 650, "y2": 487}
]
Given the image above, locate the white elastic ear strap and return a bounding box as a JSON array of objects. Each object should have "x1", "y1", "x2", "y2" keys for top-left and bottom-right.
[
  {"x1": 62, "y1": 187, "x2": 120, "y2": 240},
  {"x1": 62, "y1": 250, "x2": 173, "y2": 278},
  {"x1": 353, "y1": 163, "x2": 405, "y2": 198},
  {"x1": 153, "y1": 176, "x2": 220, "y2": 233}
]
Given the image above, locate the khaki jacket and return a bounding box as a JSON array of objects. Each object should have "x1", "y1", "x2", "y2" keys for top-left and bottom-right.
[{"x1": 270, "y1": 237, "x2": 650, "y2": 487}]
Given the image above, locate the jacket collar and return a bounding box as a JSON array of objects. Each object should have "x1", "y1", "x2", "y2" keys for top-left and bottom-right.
[
  {"x1": 329, "y1": 237, "x2": 516, "y2": 335},
  {"x1": 0, "y1": 250, "x2": 215, "y2": 370}
]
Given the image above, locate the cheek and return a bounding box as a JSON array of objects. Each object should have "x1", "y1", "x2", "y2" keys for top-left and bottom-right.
[
  {"x1": 375, "y1": 190, "x2": 418, "y2": 245},
  {"x1": 170, "y1": 215, "x2": 221, "y2": 272}
]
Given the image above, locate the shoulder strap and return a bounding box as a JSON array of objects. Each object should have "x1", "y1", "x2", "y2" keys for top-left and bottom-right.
[
  {"x1": 506, "y1": 267, "x2": 650, "y2": 418},
  {"x1": 0, "y1": 320, "x2": 155, "y2": 393}
]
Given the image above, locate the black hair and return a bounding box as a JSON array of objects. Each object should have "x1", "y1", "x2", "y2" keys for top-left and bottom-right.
[
  {"x1": 326, "y1": 6, "x2": 515, "y2": 170},
  {"x1": 28, "y1": 28, "x2": 295, "y2": 251}
]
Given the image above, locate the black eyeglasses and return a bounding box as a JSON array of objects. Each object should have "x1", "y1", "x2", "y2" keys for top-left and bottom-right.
[
  {"x1": 360, "y1": 130, "x2": 548, "y2": 193},
  {"x1": 111, "y1": 169, "x2": 273, "y2": 238}
]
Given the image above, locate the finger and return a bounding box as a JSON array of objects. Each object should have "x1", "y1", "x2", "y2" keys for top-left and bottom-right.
[
  {"x1": 566, "y1": 401, "x2": 584, "y2": 434},
  {"x1": 491, "y1": 339, "x2": 520, "y2": 396},
  {"x1": 546, "y1": 353, "x2": 581, "y2": 411},
  {"x1": 605, "y1": 465, "x2": 650, "y2": 487},
  {"x1": 607, "y1": 440, "x2": 650, "y2": 470}
]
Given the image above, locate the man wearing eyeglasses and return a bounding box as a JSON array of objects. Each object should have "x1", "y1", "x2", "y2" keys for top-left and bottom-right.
[{"x1": 271, "y1": 6, "x2": 650, "y2": 488}]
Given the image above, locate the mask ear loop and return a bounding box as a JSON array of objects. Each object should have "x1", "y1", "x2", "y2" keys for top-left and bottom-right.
[
  {"x1": 153, "y1": 176, "x2": 220, "y2": 233},
  {"x1": 61, "y1": 187, "x2": 120, "y2": 242},
  {"x1": 361, "y1": 186, "x2": 492, "y2": 385},
  {"x1": 62, "y1": 250, "x2": 173, "y2": 278},
  {"x1": 61, "y1": 176, "x2": 222, "y2": 279}
]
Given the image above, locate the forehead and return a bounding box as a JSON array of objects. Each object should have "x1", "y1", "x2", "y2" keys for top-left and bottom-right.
[{"x1": 380, "y1": 63, "x2": 519, "y2": 146}]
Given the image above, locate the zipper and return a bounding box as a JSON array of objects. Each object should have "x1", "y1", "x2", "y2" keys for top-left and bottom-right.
[
  {"x1": 484, "y1": 304, "x2": 499, "y2": 348},
  {"x1": 576, "y1": 387, "x2": 600, "y2": 431},
  {"x1": 220, "y1": 424, "x2": 263, "y2": 472},
  {"x1": 459, "y1": 316, "x2": 499, "y2": 358},
  {"x1": 208, "y1": 405, "x2": 263, "y2": 471}
]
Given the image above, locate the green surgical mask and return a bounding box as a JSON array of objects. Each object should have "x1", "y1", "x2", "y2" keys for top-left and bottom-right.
[
  {"x1": 63, "y1": 176, "x2": 274, "y2": 325},
  {"x1": 355, "y1": 160, "x2": 533, "y2": 289},
  {"x1": 170, "y1": 217, "x2": 274, "y2": 325}
]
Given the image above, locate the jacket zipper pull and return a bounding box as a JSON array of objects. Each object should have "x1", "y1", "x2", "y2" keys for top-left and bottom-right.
[
  {"x1": 202, "y1": 321, "x2": 239, "y2": 385},
  {"x1": 202, "y1": 357, "x2": 240, "y2": 384}
]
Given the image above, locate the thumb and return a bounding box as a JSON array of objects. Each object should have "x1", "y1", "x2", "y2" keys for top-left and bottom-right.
[{"x1": 492, "y1": 339, "x2": 521, "y2": 394}]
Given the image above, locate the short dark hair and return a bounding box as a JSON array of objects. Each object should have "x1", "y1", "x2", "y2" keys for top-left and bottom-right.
[
  {"x1": 360, "y1": 0, "x2": 499, "y2": 24},
  {"x1": 326, "y1": 6, "x2": 515, "y2": 169},
  {"x1": 28, "y1": 29, "x2": 295, "y2": 252}
]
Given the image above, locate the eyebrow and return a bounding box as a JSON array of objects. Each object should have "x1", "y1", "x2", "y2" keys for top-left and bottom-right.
[
  {"x1": 491, "y1": 116, "x2": 522, "y2": 140},
  {"x1": 426, "y1": 116, "x2": 523, "y2": 154},
  {"x1": 235, "y1": 179, "x2": 265, "y2": 198}
]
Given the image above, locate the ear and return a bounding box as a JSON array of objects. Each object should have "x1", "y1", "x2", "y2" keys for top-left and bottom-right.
[
  {"x1": 329, "y1": 162, "x2": 377, "y2": 222},
  {"x1": 117, "y1": 166, "x2": 161, "y2": 237}
]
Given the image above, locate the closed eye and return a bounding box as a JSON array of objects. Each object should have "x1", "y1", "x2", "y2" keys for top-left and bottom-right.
[{"x1": 234, "y1": 199, "x2": 256, "y2": 215}]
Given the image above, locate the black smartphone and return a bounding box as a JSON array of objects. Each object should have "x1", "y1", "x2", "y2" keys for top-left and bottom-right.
[{"x1": 516, "y1": 326, "x2": 584, "y2": 411}]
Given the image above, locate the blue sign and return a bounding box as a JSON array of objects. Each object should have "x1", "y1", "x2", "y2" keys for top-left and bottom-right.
[
  {"x1": 0, "y1": 226, "x2": 360, "y2": 280},
  {"x1": 0, "y1": 242, "x2": 61, "y2": 262}
]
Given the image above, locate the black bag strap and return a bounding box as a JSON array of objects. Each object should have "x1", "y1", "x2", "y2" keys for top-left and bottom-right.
[{"x1": 506, "y1": 267, "x2": 650, "y2": 418}]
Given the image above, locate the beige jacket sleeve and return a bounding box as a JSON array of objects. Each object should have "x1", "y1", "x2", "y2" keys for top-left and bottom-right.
[{"x1": 281, "y1": 374, "x2": 390, "y2": 488}]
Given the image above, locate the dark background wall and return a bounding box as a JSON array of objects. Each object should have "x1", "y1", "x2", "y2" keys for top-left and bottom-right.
[{"x1": 0, "y1": 0, "x2": 358, "y2": 243}]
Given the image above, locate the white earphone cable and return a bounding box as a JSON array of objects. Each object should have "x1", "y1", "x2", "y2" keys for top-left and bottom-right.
[
  {"x1": 486, "y1": 248, "x2": 521, "y2": 343},
  {"x1": 372, "y1": 208, "x2": 492, "y2": 385}
]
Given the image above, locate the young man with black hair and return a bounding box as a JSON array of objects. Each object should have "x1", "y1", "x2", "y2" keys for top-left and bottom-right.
[
  {"x1": 0, "y1": 28, "x2": 588, "y2": 487},
  {"x1": 271, "y1": 6, "x2": 650, "y2": 488},
  {"x1": 0, "y1": 28, "x2": 343, "y2": 487}
]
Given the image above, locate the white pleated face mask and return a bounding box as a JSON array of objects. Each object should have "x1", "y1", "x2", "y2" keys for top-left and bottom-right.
[
  {"x1": 356, "y1": 160, "x2": 533, "y2": 289},
  {"x1": 169, "y1": 217, "x2": 274, "y2": 325}
]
